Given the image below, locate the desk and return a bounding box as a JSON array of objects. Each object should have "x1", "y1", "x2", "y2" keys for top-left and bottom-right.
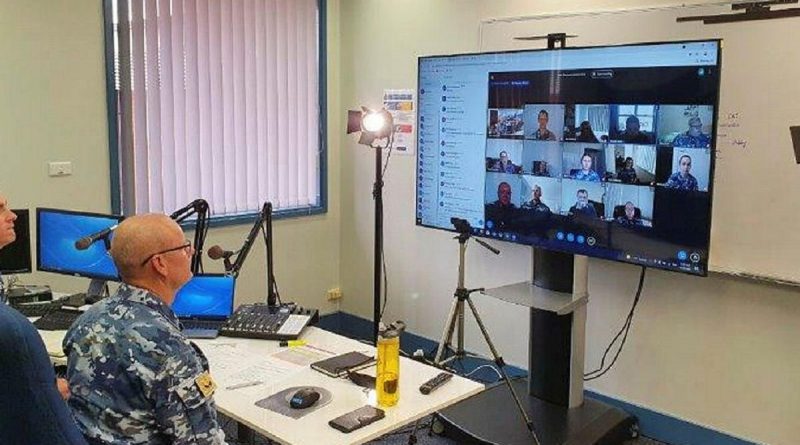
[{"x1": 39, "y1": 324, "x2": 484, "y2": 445}]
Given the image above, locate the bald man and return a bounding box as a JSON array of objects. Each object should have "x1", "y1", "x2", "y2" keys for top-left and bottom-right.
[
  {"x1": 63, "y1": 214, "x2": 226, "y2": 445},
  {"x1": 0, "y1": 194, "x2": 18, "y2": 305}
]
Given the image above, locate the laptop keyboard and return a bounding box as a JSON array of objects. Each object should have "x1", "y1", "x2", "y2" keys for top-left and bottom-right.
[{"x1": 181, "y1": 319, "x2": 226, "y2": 330}]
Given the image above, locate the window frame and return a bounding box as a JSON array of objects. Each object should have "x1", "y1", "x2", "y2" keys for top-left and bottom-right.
[{"x1": 102, "y1": 0, "x2": 328, "y2": 225}]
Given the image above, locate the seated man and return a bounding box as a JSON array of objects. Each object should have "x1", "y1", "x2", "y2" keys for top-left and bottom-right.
[
  {"x1": 568, "y1": 189, "x2": 598, "y2": 219},
  {"x1": 575, "y1": 120, "x2": 599, "y2": 143},
  {"x1": 672, "y1": 116, "x2": 711, "y2": 148},
  {"x1": 521, "y1": 184, "x2": 551, "y2": 214},
  {"x1": 620, "y1": 115, "x2": 653, "y2": 144},
  {"x1": 666, "y1": 154, "x2": 699, "y2": 191},
  {"x1": 0, "y1": 193, "x2": 71, "y2": 401},
  {"x1": 485, "y1": 182, "x2": 518, "y2": 231},
  {"x1": 617, "y1": 157, "x2": 638, "y2": 184},
  {"x1": 63, "y1": 214, "x2": 226, "y2": 445},
  {"x1": 0, "y1": 193, "x2": 17, "y2": 304},
  {"x1": 615, "y1": 202, "x2": 643, "y2": 227},
  {"x1": 492, "y1": 150, "x2": 518, "y2": 173},
  {"x1": 532, "y1": 109, "x2": 557, "y2": 141}
]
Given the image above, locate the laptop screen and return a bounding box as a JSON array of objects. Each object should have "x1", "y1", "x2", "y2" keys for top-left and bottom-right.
[{"x1": 172, "y1": 274, "x2": 235, "y2": 319}]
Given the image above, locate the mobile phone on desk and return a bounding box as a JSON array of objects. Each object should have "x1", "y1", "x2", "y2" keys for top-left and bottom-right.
[{"x1": 328, "y1": 405, "x2": 385, "y2": 433}]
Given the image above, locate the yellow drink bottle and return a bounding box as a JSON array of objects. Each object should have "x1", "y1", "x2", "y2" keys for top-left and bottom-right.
[{"x1": 376, "y1": 321, "x2": 404, "y2": 407}]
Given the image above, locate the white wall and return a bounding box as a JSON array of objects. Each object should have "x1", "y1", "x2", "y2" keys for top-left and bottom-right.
[
  {"x1": 337, "y1": 1, "x2": 800, "y2": 444},
  {"x1": 0, "y1": 0, "x2": 342, "y2": 313}
]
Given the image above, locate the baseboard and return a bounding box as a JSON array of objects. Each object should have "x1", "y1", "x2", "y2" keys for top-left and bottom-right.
[{"x1": 318, "y1": 311, "x2": 757, "y2": 445}]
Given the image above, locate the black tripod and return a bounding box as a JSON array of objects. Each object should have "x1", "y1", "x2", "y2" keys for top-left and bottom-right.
[{"x1": 434, "y1": 218, "x2": 539, "y2": 442}]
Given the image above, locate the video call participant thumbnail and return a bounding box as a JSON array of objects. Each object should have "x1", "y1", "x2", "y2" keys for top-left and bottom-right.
[
  {"x1": 485, "y1": 181, "x2": 518, "y2": 231},
  {"x1": 666, "y1": 154, "x2": 699, "y2": 191},
  {"x1": 616, "y1": 115, "x2": 654, "y2": 145},
  {"x1": 572, "y1": 153, "x2": 601, "y2": 182},
  {"x1": 568, "y1": 189, "x2": 599, "y2": 219},
  {"x1": 672, "y1": 117, "x2": 711, "y2": 148},
  {"x1": 615, "y1": 201, "x2": 644, "y2": 227}
]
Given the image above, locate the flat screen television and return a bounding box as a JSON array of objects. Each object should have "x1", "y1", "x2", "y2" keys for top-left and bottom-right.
[
  {"x1": 37, "y1": 208, "x2": 123, "y2": 281},
  {"x1": 416, "y1": 40, "x2": 721, "y2": 275}
]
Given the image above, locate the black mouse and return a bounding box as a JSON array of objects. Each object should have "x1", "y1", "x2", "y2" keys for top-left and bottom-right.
[{"x1": 289, "y1": 388, "x2": 320, "y2": 409}]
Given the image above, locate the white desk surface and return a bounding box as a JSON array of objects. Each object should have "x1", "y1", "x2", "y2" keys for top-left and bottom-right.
[
  {"x1": 197, "y1": 327, "x2": 484, "y2": 445},
  {"x1": 39, "y1": 323, "x2": 484, "y2": 445}
]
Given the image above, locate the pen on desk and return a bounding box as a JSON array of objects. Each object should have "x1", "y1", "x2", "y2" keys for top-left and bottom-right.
[
  {"x1": 279, "y1": 340, "x2": 307, "y2": 347},
  {"x1": 225, "y1": 380, "x2": 263, "y2": 390}
]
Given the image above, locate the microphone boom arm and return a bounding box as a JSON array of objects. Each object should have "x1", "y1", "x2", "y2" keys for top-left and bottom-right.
[
  {"x1": 170, "y1": 199, "x2": 210, "y2": 274},
  {"x1": 226, "y1": 202, "x2": 278, "y2": 306}
]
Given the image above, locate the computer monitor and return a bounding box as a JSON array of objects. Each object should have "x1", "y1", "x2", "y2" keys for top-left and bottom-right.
[
  {"x1": 36, "y1": 208, "x2": 123, "y2": 281},
  {"x1": 0, "y1": 209, "x2": 32, "y2": 274},
  {"x1": 417, "y1": 40, "x2": 721, "y2": 276},
  {"x1": 172, "y1": 274, "x2": 236, "y2": 318}
]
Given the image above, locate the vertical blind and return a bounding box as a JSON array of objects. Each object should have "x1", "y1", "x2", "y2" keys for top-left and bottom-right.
[{"x1": 112, "y1": 0, "x2": 320, "y2": 216}]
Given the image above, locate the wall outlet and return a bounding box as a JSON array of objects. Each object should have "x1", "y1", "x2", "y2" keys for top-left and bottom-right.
[
  {"x1": 48, "y1": 161, "x2": 72, "y2": 177},
  {"x1": 326, "y1": 287, "x2": 343, "y2": 301}
]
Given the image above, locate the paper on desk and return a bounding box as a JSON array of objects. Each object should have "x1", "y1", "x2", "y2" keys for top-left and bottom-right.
[
  {"x1": 271, "y1": 345, "x2": 333, "y2": 367},
  {"x1": 224, "y1": 362, "x2": 297, "y2": 388},
  {"x1": 205, "y1": 345, "x2": 302, "y2": 388}
]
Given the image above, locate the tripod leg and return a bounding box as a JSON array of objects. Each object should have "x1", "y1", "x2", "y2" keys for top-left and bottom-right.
[
  {"x1": 465, "y1": 297, "x2": 540, "y2": 444},
  {"x1": 435, "y1": 297, "x2": 461, "y2": 364}
]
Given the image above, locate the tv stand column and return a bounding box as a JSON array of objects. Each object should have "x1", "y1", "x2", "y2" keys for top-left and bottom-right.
[{"x1": 435, "y1": 248, "x2": 637, "y2": 445}]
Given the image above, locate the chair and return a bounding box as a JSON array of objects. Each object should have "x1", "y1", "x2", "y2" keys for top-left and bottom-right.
[{"x1": 0, "y1": 304, "x2": 88, "y2": 445}]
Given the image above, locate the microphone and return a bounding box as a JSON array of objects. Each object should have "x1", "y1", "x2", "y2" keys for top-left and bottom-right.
[
  {"x1": 208, "y1": 245, "x2": 238, "y2": 272},
  {"x1": 75, "y1": 225, "x2": 118, "y2": 250},
  {"x1": 207, "y1": 245, "x2": 237, "y2": 260}
]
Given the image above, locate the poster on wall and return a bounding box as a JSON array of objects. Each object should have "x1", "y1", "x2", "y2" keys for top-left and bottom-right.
[{"x1": 383, "y1": 89, "x2": 415, "y2": 155}]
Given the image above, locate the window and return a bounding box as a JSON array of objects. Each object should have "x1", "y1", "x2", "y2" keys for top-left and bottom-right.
[{"x1": 104, "y1": 0, "x2": 326, "y2": 221}]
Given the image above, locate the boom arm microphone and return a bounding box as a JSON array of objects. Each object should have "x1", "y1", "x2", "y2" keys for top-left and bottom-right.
[
  {"x1": 208, "y1": 245, "x2": 237, "y2": 260},
  {"x1": 207, "y1": 245, "x2": 238, "y2": 272},
  {"x1": 75, "y1": 225, "x2": 118, "y2": 250}
]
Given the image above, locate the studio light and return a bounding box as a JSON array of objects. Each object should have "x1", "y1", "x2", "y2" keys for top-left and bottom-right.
[
  {"x1": 347, "y1": 107, "x2": 394, "y2": 147},
  {"x1": 346, "y1": 105, "x2": 395, "y2": 343}
]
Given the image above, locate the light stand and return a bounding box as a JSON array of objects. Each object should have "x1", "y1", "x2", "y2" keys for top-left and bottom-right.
[
  {"x1": 434, "y1": 218, "x2": 539, "y2": 442},
  {"x1": 347, "y1": 107, "x2": 394, "y2": 344},
  {"x1": 372, "y1": 142, "x2": 384, "y2": 343}
]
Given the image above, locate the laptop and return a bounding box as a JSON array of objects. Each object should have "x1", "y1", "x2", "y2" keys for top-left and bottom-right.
[{"x1": 172, "y1": 274, "x2": 236, "y2": 339}]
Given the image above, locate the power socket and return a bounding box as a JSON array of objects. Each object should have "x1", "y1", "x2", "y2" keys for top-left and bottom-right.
[
  {"x1": 326, "y1": 287, "x2": 343, "y2": 301},
  {"x1": 48, "y1": 161, "x2": 73, "y2": 177}
]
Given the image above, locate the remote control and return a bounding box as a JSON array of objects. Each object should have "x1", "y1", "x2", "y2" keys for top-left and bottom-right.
[{"x1": 419, "y1": 372, "x2": 453, "y2": 395}]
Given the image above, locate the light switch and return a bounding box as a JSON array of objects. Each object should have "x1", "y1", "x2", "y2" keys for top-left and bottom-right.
[{"x1": 48, "y1": 161, "x2": 73, "y2": 177}]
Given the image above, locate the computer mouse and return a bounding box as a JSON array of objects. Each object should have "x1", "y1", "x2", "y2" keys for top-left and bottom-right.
[{"x1": 289, "y1": 388, "x2": 320, "y2": 409}]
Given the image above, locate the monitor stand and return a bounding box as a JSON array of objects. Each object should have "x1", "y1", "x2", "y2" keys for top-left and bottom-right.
[
  {"x1": 86, "y1": 279, "x2": 107, "y2": 302},
  {"x1": 435, "y1": 248, "x2": 637, "y2": 445}
]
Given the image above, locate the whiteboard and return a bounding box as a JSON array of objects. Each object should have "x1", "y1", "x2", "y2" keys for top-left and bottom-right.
[{"x1": 479, "y1": 3, "x2": 800, "y2": 284}]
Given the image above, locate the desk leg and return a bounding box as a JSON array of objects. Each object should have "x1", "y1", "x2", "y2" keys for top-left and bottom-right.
[{"x1": 407, "y1": 418, "x2": 422, "y2": 444}]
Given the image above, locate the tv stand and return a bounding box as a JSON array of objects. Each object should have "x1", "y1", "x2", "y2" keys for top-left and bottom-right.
[{"x1": 435, "y1": 248, "x2": 637, "y2": 444}]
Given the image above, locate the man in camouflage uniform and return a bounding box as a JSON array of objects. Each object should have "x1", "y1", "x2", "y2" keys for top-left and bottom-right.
[{"x1": 63, "y1": 214, "x2": 226, "y2": 445}]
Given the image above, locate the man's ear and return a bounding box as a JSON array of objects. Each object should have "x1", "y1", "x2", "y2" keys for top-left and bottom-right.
[{"x1": 152, "y1": 255, "x2": 169, "y2": 279}]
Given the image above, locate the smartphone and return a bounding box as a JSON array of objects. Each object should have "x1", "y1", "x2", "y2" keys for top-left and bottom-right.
[{"x1": 328, "y1": 405, "x2": 385, "y2": 433}]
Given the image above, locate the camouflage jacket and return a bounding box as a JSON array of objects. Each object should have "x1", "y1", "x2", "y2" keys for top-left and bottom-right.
[{"x1": 63, "y1": 283, "x2": 226, "y2": 445}]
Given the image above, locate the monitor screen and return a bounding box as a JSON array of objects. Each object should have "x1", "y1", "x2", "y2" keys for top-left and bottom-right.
[
  {"x1": 37, "y1": 208, "x2": 123, "y2": 281},
  {"x1": 172, "y1": 274, "x2": 236, "y2": 319},
  {"x1": 417, "y1": 40, "x2": 721, "y2": 275},
  {"x1": 0, "y1": 209, "x2": 32, "y2": 274}
]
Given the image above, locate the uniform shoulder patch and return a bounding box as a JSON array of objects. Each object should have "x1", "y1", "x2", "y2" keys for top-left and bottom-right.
[{"x1": 194, "y1": 371, "x2": 217, "y2": 398}]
